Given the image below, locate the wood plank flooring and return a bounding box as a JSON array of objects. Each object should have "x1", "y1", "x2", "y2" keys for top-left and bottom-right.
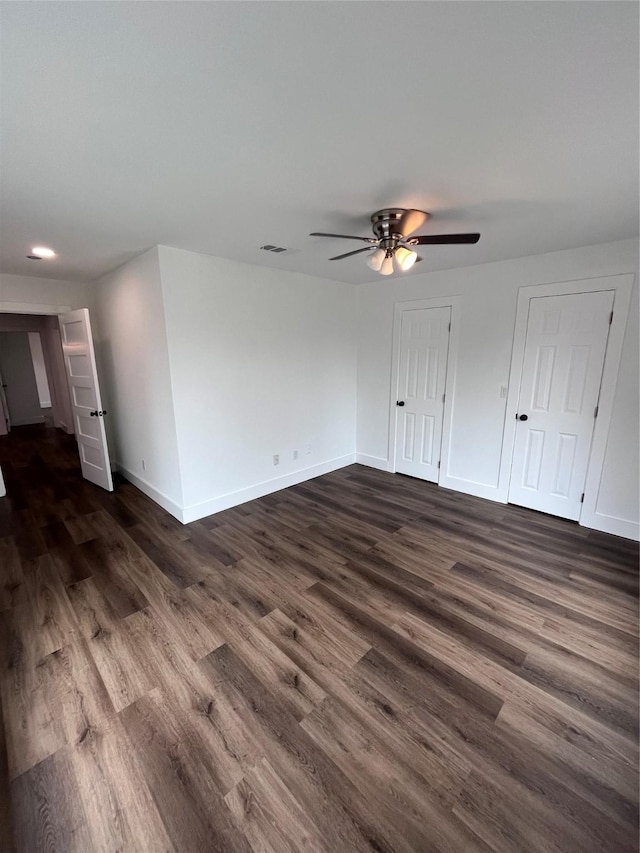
[{"x1": 0, "y1": 423, "x2": 638, "y2": 852}]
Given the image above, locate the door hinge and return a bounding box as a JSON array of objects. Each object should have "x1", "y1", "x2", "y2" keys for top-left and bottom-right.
[
  {"x1": 448, "y1": 322, "x2": 451, "y2": 332},
  {"x1": 581, "y1": 493, "x2": 585, "y2": 503},
  {"x1": 437, "y1": 461, "x2": 441, "y2": 469},
  {"x1": 594, "y1": 405, "x2": 598, "y2": 418},
  {"x1": 442, "y1": 393, "x2": 445, "y2": 404},
  {"x1": 609, "y1": 311, "x2": 613, "y2": 325}
]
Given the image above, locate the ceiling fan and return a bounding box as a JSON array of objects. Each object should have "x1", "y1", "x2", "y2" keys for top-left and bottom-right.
[{"x1": 310, "y1": 208, "x2": 480, "y2": 275}]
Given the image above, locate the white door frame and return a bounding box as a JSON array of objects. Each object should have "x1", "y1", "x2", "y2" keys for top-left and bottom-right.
[
  {"x1": 0, "y1": 301, "x2": 72, "y2": 315},
  {"x1": 498, "y1": 273, "x2": 634, "y2": 530},
  {"x1": 389, "y1": 295, "x2": 460, "y2": 479}
]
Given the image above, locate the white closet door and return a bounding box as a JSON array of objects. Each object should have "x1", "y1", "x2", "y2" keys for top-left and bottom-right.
[
  {"x1": 395, "y1": 306, "x2": 451, "y2": 483},
  {"x1": 508, "y1": 290, "x2": 613, "y2": 520}
]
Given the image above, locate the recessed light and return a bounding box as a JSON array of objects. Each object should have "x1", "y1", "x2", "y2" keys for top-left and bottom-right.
[{"x1": 30, "y1": 246, "x2": 56, "y2": 258}]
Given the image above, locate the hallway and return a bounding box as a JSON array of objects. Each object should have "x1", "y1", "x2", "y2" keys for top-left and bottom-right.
[{"x1": 0, "y1": 424, "x2": 638, "y2": 852}]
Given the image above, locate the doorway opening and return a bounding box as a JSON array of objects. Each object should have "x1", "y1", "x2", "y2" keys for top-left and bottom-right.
[
  {"x1": 0, "y1": 329, "x2": 54, "y2": 432},
  {"x1": 0, "y1": 307, "x2": 113, "y2": 494},
  {"x1": 0, "y1": 313, "x2": 73, "y2": 437}
]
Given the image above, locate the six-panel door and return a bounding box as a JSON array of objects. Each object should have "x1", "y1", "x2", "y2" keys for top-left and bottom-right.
[
  {"x1": 508, "y1": 290, "x2": 613, "y2": 520},
  {"x1": 394, "y1": 306, "x2": 451, "y2": 483}
]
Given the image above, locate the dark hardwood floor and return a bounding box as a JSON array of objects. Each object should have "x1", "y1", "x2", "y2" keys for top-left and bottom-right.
[{"x1": 0, "y1": 423, "x2": 638, "y2": 852}]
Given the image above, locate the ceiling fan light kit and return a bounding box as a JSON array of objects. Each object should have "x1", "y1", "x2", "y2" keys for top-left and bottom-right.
[
  {"x1": 379, "y1": 253, "x2": 395, "y2": 276},
  {"x1": 395, "y1": 246, "x2": 418, "y2": 271},
  {"x1": 366, "y1": 247, "x2": 386, "y2": 272},
  {"x1": 310, "y1": 208, "x2": 480, "y2": 277}
]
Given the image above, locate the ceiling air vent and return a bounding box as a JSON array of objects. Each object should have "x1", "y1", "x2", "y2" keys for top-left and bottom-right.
[{"x1": 260, "y1": 244, "x2": 297, "y2": 254}]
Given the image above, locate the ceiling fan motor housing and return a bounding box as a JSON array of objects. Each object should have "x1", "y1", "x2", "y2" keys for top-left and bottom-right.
[{"x1": 371, "y1": 208, "x2": 431, "y2": 250}]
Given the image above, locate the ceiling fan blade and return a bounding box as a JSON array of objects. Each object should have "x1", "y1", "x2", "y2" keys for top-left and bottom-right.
[
  {"x1": 411, "y1": 233, "x2": 481, "y2": 245},
  {"x1": 329, "y1": 246, "x2": 375, "y2": 261},
  {"x1": 398, "y1": 209, "x2": 428, "y2": 237},
  {"x1": 310, "y1": 232, "x2": 374, "y2": 243}
]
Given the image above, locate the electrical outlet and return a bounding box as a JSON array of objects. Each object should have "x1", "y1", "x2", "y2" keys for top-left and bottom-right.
[
  {"x1": 304, "y1": 444, "x2": 311, "y2": 455},
  {"x1": 141, "y1": 459, "x2": 146, "y2": 471},
  {"x1": 293, "y1": 449, "x2": 298, "y2": 460},
  {"x1": 273, "y1": 454, "x2": 279, "y2": 466}
]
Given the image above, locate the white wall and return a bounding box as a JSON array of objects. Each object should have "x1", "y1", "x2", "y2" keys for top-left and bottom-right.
[
  {"x1": 27, "y1": 332, "x2": 51, "y2": 407},
  {"x1": 356, "y1": 238, "x2": 639, "y2": 539},
  {"x1": 158, "y1": 246, "x2": 357, "y2": 521},
  {"x1": 93, "y1": 248, "x2": 184, "y2": 516},
  {"x1": 0, "y1": 332, "x2": 43, "y2": 426},
  {"x1": 11, "y1": 240, "x2": 634, "y2": 539},
  {"x1": 0, "y1": 273, "x2": 93, "y2": 312}
]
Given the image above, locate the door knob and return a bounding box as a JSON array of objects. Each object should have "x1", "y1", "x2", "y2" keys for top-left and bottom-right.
[
  {"x1": 90, "y1": 410, "x2": 98, "y2": 417},
  {"x1": 396, "y1": 401, "x2": 405, "y2": 407},
  {"x1": 518, "y1": 414, "x2": 528, "y2": 421}
]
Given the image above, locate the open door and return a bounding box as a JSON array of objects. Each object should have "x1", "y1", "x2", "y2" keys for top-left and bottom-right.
[{"x1": 59, "y1": 308, "x2": 113, "y2": 491}]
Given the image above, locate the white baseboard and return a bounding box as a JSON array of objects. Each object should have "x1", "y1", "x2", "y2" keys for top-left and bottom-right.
[
  {"x1": 115, "y1": 462, "x2": 184, "y2": 522},
  {"x1": 579, "y1": 510, "x2": 640, "y2": 542},
  {"x1": 181, "y1": 454, "x2": 356, "y2": 524},
  {"x1": 12, "y1": 415, "x2": 45, "y2": 427},
  {"x1": 357, "y1": 457, "x2": 509, "y2": 504},
  {"x1": 116, "y1": 453, "x2": 638, "y2": 541},
  {"x1": 438, "y1": 473, "x2": 506, "y2": 504},
  {"x1": 355, "y1": 453, "x2": 392, "y2": 472}
]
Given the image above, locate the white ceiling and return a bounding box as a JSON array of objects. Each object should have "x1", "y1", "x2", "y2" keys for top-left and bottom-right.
[{"x1": 1, "y1": 2, "x2": 638, "y2": 285}]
